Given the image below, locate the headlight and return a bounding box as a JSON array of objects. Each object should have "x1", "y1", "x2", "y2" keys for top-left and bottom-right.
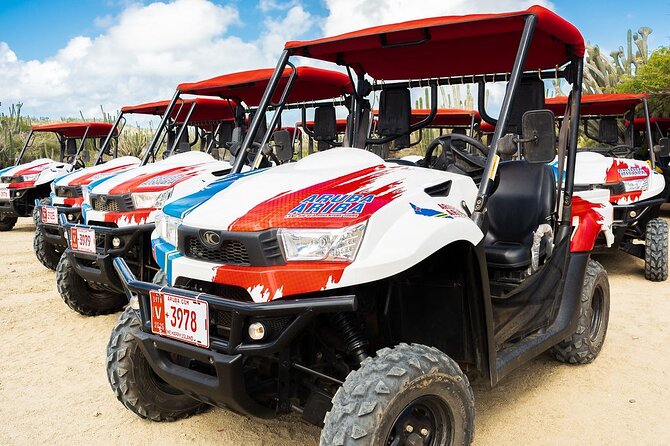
[
  {"x1": 131, "y1": 189, "x2": 173, "y2": 210},
  {"x1": 82, "y1": 187, "x2": 91, "y2": 206},
  {"x1": 623, "y1": 178, "x2": 648, "y2": 192},
  {"x1": 278, "y1": 221, "x2": 367, "y2": 262},
  {"x1": 22, "y1": 174, "x2": 39, "y2": 182},
  {"x1": 155, "y1": 211, "x2": 181, "y2": 247}
]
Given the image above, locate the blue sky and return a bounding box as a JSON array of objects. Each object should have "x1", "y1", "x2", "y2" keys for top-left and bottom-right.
[
  {"x1": 0, "y1": 0, "x2": 667, "y2": 119},
  {"x1": 2, "y1": 0, "x2": 665, "y2": 60}
]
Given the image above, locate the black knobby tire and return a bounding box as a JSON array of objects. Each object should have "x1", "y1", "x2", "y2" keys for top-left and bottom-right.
[
  {"x1": 107, "y1": 307, "x2": 207, "y2": 421},
  {"x1": 0, "y1": 215, "x2": 17, "y2": 231},
  {"x1": 56, "y1": 254, "x2": 127, "y2": 316},
  {"x1": 550, "y1": 259, "x2": 610, "y2": 364},
  {"x1": 320, "y1": 343, "x2": 475, "y2": 446},
  {"x1": 34, "y1": 228, "x2": 63, "y2": 270},
  {"x1": 644, "y1": 218, "x2": 668, "y2": 282}
]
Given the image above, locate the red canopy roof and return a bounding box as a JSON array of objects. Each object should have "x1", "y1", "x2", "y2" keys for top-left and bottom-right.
[
  {"x1": 545, "y1": 93, "x2": 649, "y2": 116},
  {"x1": 411, "y1": 109, "x2": 481, "y2": 127},
  {"x1": 628, "y1": 117, "x2": 670, "y2": 131},
  {"x1": 121, "y1": 98, "x2": 235, "y2": 125},
  {"x1": 302, "y1": 118, "x2": 348, "y2": 133},
  {"x1": 177, "y1": 67, "x2": 353, "y2": 106},
  {"x1": 31, "y1": 122, "x2": 116, "y2": 139},
  {"x1": 285, "y1": 6, "x2": 584, "y2": 80}
]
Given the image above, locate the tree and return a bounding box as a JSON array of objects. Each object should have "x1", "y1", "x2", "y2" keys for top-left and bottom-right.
[{"x1": 617, "y1": 47, "x2": 670, "y2": 116}]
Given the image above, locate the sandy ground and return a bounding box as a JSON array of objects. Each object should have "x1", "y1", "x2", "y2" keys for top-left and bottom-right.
[{"x1": 1, "y1": 214, "x2": 669, "y2": 445}]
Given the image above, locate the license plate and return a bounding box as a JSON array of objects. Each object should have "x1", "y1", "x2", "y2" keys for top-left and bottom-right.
[
  {"x1": 0, "y1": 189, "x2": 9, "y2": 200},
  {"x1": 150, "y1": 290, "x2": 209, "y2": 348},
  {"x1": 70, "y1": 227, "x2": 96, "y2": 254},
  {"x1": 42, "y1": 206, "x2": 58, "y2": 224}
]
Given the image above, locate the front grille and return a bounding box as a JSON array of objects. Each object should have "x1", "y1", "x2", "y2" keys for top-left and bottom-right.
[
  {"x1": 91, "y1": 194, "x2": 134, "y2": 212},
  {"x1": 92, "y1": 198, "x2": 119, "y2": 212},
  {"x1": 56, "y1": 186, "x2": 83, "y2": 198},
  {"x1": 186, "y1": 238, "x2": 250, "y2": 265},
  {"x1": 178, "y1": 226, "x2": 285, "y2": 267}
]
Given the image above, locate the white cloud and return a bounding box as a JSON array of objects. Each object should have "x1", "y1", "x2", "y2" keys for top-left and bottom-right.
[
  {"x1": 0, "y1": 0, "x2": 313, "y2": 120},
  {"x1": 0, "y1": 0, "x2": 557, "y2": 120},
  {"x1": 322, "y1": 0, "x2": 554, "y2": 36},
  {"x1": 258, "y1": 0, "x2": 300, "y2": 12}
]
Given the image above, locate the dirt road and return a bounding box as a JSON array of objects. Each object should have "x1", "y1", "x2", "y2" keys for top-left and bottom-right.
[{"x1": 1, "y1": 215, "x2": 669, "y2": 445}]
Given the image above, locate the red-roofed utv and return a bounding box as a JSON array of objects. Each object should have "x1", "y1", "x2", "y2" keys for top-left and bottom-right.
[{"x1": 107, "y1": 6, "x2": 613, "y2": 445}]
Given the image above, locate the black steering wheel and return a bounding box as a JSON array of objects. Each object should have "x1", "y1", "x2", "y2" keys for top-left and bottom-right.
[
  {"x1": 73, "y1": 158, "x2": 86, "y2": 169},
  {"x1": 422, "y1": 134, "x2": 489, "y2": 175}
]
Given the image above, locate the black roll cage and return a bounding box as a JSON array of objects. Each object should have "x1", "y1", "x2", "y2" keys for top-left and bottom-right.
[
  {"x1": 226, "y1": 13, "x2": 584, "y2": 236},
  {"x1": 563, "y1": 96, "x2": 656, "y2": 168},
  {"x1": 15, "y1": 123, "x2": 117, "y2": 168}
]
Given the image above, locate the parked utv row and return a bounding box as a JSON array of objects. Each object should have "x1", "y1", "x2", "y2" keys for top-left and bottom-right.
[{"x1": 3, "y1": 5, "x2": 668, "y2": 445}]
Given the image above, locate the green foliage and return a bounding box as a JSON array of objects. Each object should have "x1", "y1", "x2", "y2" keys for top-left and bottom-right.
[
  {"x1": 617, "y1": 47, "x2": 670, "y2": 115},
  {"x1": 0, "y1": 104, "x2": 63, "y2": 167}
]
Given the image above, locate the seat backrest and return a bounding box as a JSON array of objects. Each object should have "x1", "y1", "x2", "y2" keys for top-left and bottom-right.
[
  {"x1": 598, "y1": 117, "x2": 619, "y2": 144},
  {"x1": 377, "y1": 87, "x2": 411, "y2": 148},
  {"x1": 484, "y1": 161, "x2": 555, "y2": 246},
  {"x1": 507, "y1": 78, "x2": 544, "y2": 135}
]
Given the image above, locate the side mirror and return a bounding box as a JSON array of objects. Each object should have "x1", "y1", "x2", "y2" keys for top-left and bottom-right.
[
  {"x1": 654, "y1": 137, "x2": 670, "y2": 157},
  {"x1": 272, "y1": 129, "x2": 293, "y2": 162},
  {"x1": 522, "y1": 109, "x2": 556, "y2": 163}
]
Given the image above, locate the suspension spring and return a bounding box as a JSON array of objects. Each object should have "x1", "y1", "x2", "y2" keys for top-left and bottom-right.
[{"x1": 331, "y1": 312, "x2": 369, "y2": 363}]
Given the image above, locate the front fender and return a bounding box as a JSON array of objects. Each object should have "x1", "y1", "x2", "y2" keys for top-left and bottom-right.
[{"x1": 570, "y1": 189, "x2": 614, "y2": 252}]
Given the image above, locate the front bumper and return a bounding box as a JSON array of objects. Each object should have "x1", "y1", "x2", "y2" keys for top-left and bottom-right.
[
  {"x1": 113, "y1": 256, "x2": 356, "y2": 417},
  {"x1": 593, "y1": 196, "x2": 665, "y2": 255},
  {"x1": 62, "y1": 217, "x2": 156, "y2": 291},
  {"x1": 0, "y1": 187, "x2": 34, "y2": 218},
  {"x1": 35, "y1": 201, "x2": 82, "y2": 247}
]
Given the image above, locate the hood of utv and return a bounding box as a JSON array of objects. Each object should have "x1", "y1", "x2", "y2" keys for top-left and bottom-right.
[
  {"x1": 176, "y1": 148, "x2": 478, "y2": 231},
  {"x1": 1, "y1": 158, "x2": 70, "y2": 184},
  {"x1": 87, "y1": 151, "x2": 229, "y2": 195},
  {"x1": 54, "y1": 156, "x2": 141, "y2": 187}
]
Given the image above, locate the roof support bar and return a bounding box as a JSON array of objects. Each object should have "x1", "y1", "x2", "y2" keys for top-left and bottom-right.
[
  {"x1": 232, "y1": 50, "x2": 291, "y2": 174},
  {"x1": 642, "y1": 97, "x2": 656, "y2": 169},
  {"x1": 472, "y1": 13, "x2": 537, "y2": 228},
  {"x1": 72, "y1": 124, "x2": 92, "y2": 165},
  {"x1": 96, "y1": 112, "x2": 124, "y2": 165},
  {"x1": 561, "y1": 56, "x2": 584, "y2": 226},
  {"x1": 142, "y1": 90, "x2": 181, "y2": 166},
  {"x1": 167, "y1": 102, "x2": 197, "y2": 156},
  {"x1": 15, "y1": 130, "x2": 35, "y2": 166}
]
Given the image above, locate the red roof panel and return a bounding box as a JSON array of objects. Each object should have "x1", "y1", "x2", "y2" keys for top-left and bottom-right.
[
  {"x1": 411, "y1": 108, "x2": 481, "y2": 126},
  {"x1": 121, "y1": 98, "x2": 235, "y2": 125},
  {"x1": 285, "y1": 6, "x2": 584, "y2": 80},
  {"x1": 545, "y1": 93, "x2": 649, "y2": 116},
  {"x1": 628, "y1": 117, "x2": 670, "y2": 131},
  {"x1": 177, "y1": 67, "x2": 353, "y2": 106},
  {"x1": 31, "y1": 122, "x2": 116, "y2": 139}
]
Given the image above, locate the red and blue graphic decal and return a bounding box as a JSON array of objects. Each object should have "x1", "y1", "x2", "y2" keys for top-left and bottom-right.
[
  {"x1": 287, "y1": 194, "x2": 376, "y2": 218},
  {"x1": 411, "y1": 203, "x2": 465, "y2": 218}
]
